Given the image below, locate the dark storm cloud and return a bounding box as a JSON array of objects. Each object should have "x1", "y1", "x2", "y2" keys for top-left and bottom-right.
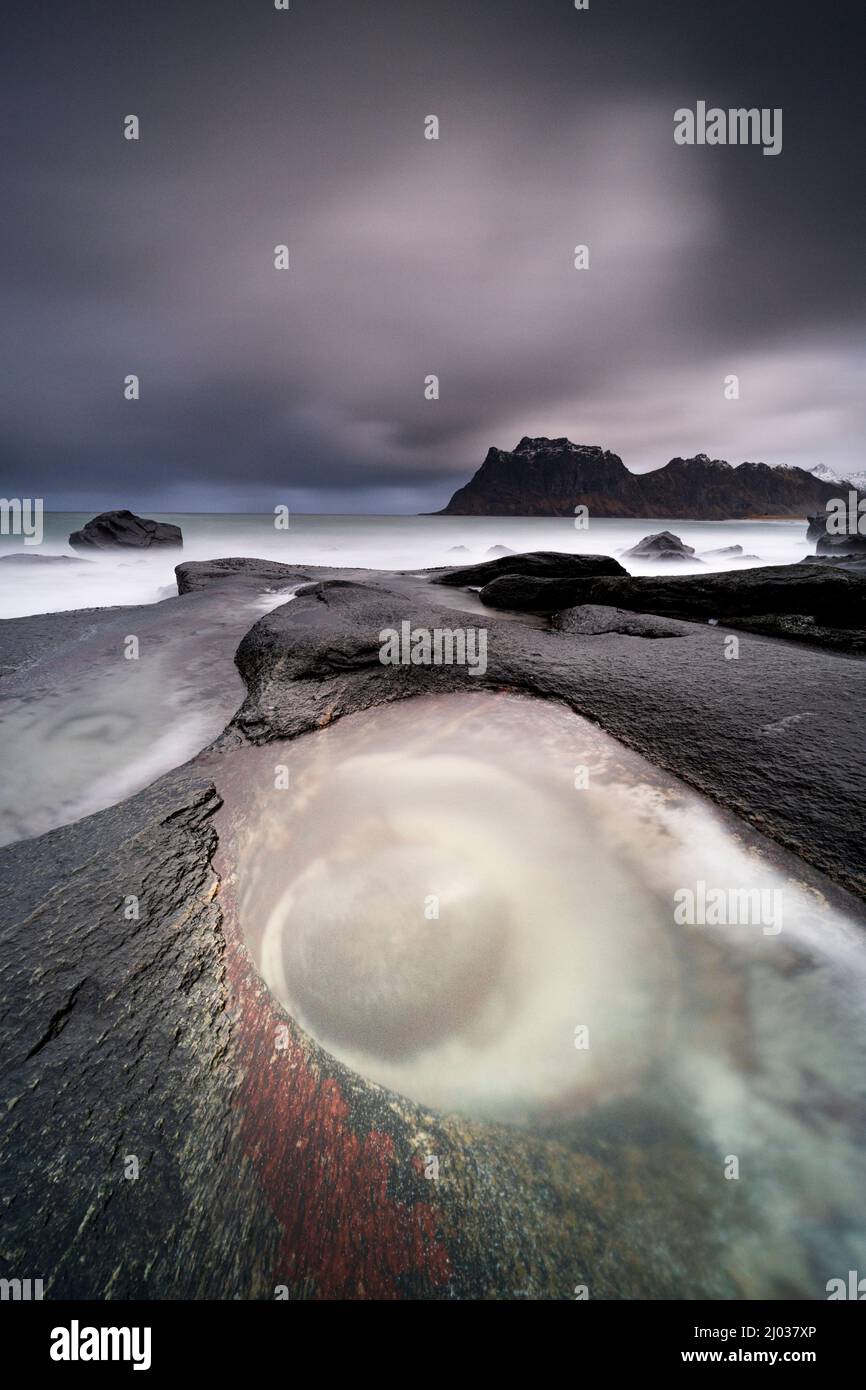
[{"x1": 1, "y1": 0, "x2": 864, "y2": 511}]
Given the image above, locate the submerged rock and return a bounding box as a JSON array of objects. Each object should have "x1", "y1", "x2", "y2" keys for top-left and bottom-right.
[
  {"x1": 0, "y1": 553, "x2": 91, "y2": 565},
  {"x1": 703, "y1": 544, "x2": 744, "y2": 557},
  {"x1": 69, "y1": 509, "x2": 183, "y2": 550}
]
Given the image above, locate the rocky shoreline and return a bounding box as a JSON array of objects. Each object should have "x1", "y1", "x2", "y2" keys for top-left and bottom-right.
[{"x1": 1, "y1": 551, "x2": 865, "y2": 1299}]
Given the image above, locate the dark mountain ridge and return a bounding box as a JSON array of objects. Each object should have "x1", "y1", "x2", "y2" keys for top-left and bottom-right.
[{"x1": 435, "y1": 437, "x2": 852, "y2": 519}]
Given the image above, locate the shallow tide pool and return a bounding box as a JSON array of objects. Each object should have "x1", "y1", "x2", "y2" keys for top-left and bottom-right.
[{"x1": 217, "y1": 691, "x2": 866, "y2": 1296}]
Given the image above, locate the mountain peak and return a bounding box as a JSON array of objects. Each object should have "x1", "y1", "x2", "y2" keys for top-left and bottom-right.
[
  {"x1": 436, "y1": 439, "x2": 847, "y2": 518},
  {"x1": 516, "y1": 436, "x2": 573, "y2": 453}
]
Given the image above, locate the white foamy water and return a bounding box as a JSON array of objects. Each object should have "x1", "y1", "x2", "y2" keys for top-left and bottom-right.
[
  {"x1": 0, "y1": 511, "x2": 814, "y2": 619},
  {"x1": 221, "y1": 693, "x2": 866, "y2": 1296}
]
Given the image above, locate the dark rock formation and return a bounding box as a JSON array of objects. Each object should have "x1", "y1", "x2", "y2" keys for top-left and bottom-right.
[
  {"x1": 477, "y1": 573, "x2": 610, "y2": 614},
  {"x1": 176, "y1": 557, "x2": 311, "y2": 595},
  {"x1": 623, "y1": 531, "x2": 697, "y2": 561},
  {"x1": 69, "y1": 509, "x2": 183, "y2": 550},
  {"x1": 816, "y1": 532, "x2": 866, "y2": 557},
  {"x1": 436, "y1": 437, "x2": 850, "y2": 519},
  {"x1": 486, "y1": 544, "x2": 514, "y2": 556},
  {"x1": 230, "y1": 575, "x2": 866, "y2": 896},
  {"x1": 431, "y1": 550, "x2": 626, "y2": 588},
  {"x1": 804, "y1": 554, "x2": 866, "y2": 571},
  {"x1": 807, "y1": 506, "x2": 866, "y2": 556},
  {"x1": 703, "y1": 545, "x2": 743, "y2": 557},
  {"x1": 476, "y1": 561, "x2": 865, "y2": 651},
  {"x1": 2, "y1": 562, "x2": 866, "y2": 1301},
  {"x1": 552, "y1": 605, "x2": 693, "y2": 638}
]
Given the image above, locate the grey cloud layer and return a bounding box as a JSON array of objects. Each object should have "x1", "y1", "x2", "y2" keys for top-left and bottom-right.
[{"x1": 1, "y1": 0, "x2": 864, "y2": 509}]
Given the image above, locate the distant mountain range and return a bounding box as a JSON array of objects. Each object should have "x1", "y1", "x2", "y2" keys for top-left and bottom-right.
[
  {"x1": 802, "y1": 462, "x2": 866, "y2": 491},
  {"x1": 434, "y1": 437, "x2": 862, "y2": 519}
]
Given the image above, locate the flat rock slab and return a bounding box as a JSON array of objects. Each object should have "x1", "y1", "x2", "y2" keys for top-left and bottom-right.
[
  {"x1": 553, "y1": 604, "x2": 694, "y2": 638},
  {"x1": 1, "y1": 561, "x2": 865, "y2": 1300}
]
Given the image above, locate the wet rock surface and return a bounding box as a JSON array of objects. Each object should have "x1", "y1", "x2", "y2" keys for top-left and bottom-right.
[
  {"x1": 2, "y1": 556, "x2": 865, "y2": 1298},
  {"x1": 228, "y1": 573, "x2": 866, "y2": 895},
  {"x1": 552, "y1": 605, "x2": 694, "y2": 638},
  {"x1": 477, "y1": 571, "x2": 622, "y2": 613},
  {"x1": 176, "y1": 556, "x2": 313, "y2": 594},
  {"x1": 477, "y1": 559, "x2": 866, "y2": 650},
  {"x1": 432, "y1": 550, "x2": 626, "y2": 588}
]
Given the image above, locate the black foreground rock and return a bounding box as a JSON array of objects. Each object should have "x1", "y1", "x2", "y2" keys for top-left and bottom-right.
[
  {"x1": 476, "y1": 558, "x2": 866, "y2": 648},
  {"x1": 69, "y1": 509, "x2": 183, "y2": 550},
  {"x1": 431, "y1": 550, "x2": 626, "y2": 587},
  {"x1": 2, "y1": 557, "x2": 866, "y2": 1300}
]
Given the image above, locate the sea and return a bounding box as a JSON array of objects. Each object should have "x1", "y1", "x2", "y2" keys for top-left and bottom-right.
[{"x1": 0, "y1": 511, "x2": 814, "y2": 620}]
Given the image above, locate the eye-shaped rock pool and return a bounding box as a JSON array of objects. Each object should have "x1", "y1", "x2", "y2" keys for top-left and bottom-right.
[{"x1": 214, "y1": 691, "x2": 866, "y2": 1297}]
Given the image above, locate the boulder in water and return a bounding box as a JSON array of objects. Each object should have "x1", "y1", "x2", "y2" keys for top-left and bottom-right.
[
  {"x1": 69, "y1": 510, "x2": 183, "y2": 551},
  {"x1": 624, "y1": 531, "x2": 697, "y2": 561}
]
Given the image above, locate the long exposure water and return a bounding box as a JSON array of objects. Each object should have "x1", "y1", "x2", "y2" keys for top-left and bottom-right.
[{"x1": 219, "y1": 692, "x2": 866, "y2": 1297}]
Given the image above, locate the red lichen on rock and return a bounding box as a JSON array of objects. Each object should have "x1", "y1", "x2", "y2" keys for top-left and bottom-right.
[{"x1": 223, "y1": 895, "x2": 452, "y2": 1299}]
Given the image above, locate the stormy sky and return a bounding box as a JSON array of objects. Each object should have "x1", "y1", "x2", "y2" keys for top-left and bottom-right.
[{"x1": 2, "y1": 0, "x2": 864, "y2": 512}]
